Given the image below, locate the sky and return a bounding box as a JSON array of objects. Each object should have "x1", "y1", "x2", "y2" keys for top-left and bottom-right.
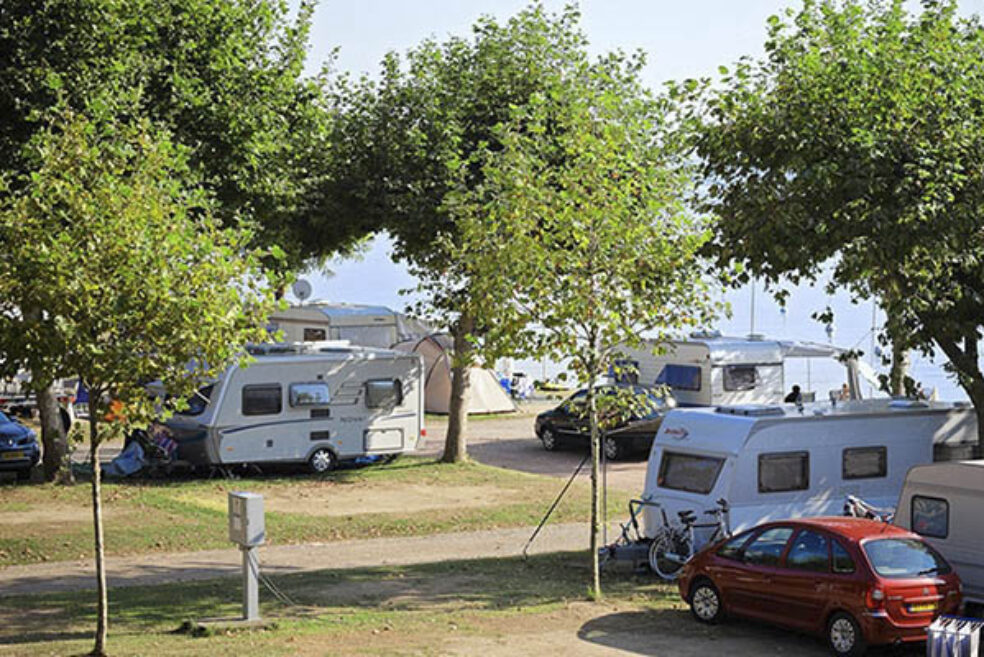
[{"x1": 289, "y1": 0, "x2": 984, "y2": 400}]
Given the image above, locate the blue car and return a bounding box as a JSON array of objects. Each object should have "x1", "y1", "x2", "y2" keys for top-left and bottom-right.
[{"x1": 0, "y1": 411, "x2": 40, "y2": 480}]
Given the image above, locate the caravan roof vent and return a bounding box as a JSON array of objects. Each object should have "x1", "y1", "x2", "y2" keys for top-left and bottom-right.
[
  {"x1": 715, "y1": 404, "x2": 785, "y2": 417},
  {"x1": 888, "y1": 399, "x2": 930, "y2": 410}
]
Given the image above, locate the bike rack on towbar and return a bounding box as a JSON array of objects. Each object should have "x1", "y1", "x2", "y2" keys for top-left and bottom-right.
[{"x1": 599, "y1": 497, "x2": 664, "y2": 570}]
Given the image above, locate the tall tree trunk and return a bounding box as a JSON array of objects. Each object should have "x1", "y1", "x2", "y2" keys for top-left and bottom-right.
[
  {"x1": 38, "y1": 382, "x2": 70, "y2": 482},
  {"x1": 88, "y1": 415, "x2": 109, "y2": 657},
  {"x1": 443, "y1": 313, "x2": 475, "y2": 463},
  {"x1": 935, "y1": 333, "x2": 984, "y2": 457},
  {"x1": 21, "y1": 305, "x2": 70, "y2": 482},
  {"x1": 586, "y1": 367, "x2": 601, "y2": 600},
  {"x1": 889, "y1": 342, "x2": 909, "y2": 397}
]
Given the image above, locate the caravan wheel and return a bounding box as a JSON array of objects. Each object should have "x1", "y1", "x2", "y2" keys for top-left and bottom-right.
[{"x1": 308, "y1": 448, "x2": 336, "y2": 474}]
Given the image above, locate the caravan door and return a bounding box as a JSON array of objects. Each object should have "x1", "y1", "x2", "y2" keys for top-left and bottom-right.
[{"x1": 362, "y1": 377, "x2": 410, "y2": 452}]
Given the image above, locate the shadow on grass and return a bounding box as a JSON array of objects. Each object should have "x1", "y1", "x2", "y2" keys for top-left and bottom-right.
[{"x1": 0, "y1": 551, "x2": 674, "y2": 645}]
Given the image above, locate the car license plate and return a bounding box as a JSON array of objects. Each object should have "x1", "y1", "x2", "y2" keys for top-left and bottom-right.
[
  {"x1": 908, "y1": 603, "x2": 936, "y2": 613},
  {"x1": 1, "y1": 451, "x2": 24, "y2": 460}
]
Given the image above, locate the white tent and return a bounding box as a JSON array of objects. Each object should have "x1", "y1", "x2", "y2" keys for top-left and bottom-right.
[
  {"x1": 392, "y1": 334, "x2": 516, "y2": 415},
  {"x1": 270, "y1": 302, "x2": 515, "y2": 415}
]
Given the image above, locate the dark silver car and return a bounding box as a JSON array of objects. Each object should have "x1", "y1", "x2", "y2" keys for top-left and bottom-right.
[{"x1": 533, "y1": 385, "x2": 675, "y2": 460}]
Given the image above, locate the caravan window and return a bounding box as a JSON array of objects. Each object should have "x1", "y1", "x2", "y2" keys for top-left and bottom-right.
[
  {"x1": 758, "y1": 451, "x2": 809, "y2": 493},
  {"x1": 842, "y1": 446, "x2": 887, "y2": 480},
  {"x1": 655, "y1": 364, "x2": 701, "y2": 392},
  {"x1": 289, "y1": 382, "x2": 331, "y2": 407},
  {"x1": 657, "y1": 451, "x2": 725, "y2": 494},
  {"x1": 722, "y1": 365, "x2": 758, "y2": 392},
  {"x1": 911, "y1": 495, "x2": 949, "y2": 539},
  {"x1": 366, "y1": 379, "x2": 403, "y2": 409},
  {"x1": 242, "y1": 384, "x2": 282, "y2": 416}
]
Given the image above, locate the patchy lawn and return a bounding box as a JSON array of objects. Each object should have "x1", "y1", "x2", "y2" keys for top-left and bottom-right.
[
  {"x1": 0, "y1": 551, "x2": 918, "y2": 657},
  {"x1": 0, "y1": 552, "x2": 680, "y2": 656},
  {"x1": 0, "y1": 457, "x2": 626, "y2": 567}
]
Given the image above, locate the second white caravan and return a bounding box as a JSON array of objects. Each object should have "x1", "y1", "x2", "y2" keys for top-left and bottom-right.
[
  {"x1": 895, "y1": 460, "x2": 984, "y2": 608},
  {"x1": 165, "y1": 342, "x2": 424, "y2": 472},
  {"x1": 639, "y1": 399, "x2": 977, "y2": 547}
]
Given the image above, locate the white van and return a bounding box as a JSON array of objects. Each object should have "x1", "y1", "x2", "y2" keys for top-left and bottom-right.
[
  {"x1": 894, "y1": 461, "x2": 984, "y2": 609},
  {"x1": 165, "y1": 342, "x2": 424, "y2": 472},
  {"x1": 640, "y1": 399, "x2": 977, "y2": 547}
]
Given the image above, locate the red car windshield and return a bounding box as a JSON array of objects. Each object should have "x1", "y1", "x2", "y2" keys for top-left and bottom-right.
[{"x1": 863, "y1": 538, "x2": 951, "y2": 578}]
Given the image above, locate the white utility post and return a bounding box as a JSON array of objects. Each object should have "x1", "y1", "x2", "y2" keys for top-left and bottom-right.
[{"x1": 228, "y1": 492, "x2": 265, "y2": 621}]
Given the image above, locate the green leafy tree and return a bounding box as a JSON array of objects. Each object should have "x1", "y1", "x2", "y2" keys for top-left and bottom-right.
[
  {"x1": 449, "y1": 65, "x2": 720, "y2": 597},
  {"x1": 324, "y1": 5, "x2": 604, "y2": 462},
  {"x1": 0, "y1": 112, "x2": 277, "y2": 656},
  {"x1": 687, "y1": 0, "x2": 984, "y2": 450},
  {"x1": 0, "y1": 0, "x2": 349, "y2": 478}
]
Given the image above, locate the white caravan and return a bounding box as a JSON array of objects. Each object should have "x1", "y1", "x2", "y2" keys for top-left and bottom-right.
[
  {"x1": 894, "y1": 460, "x2": 984, "y2": 608},
  {"x1": 616, "y1": 332, "x2": 872, "y2": 407},
  {"x1": 165, "y1": 342, "x2": 424, "y2": 472},
  {"x1": 639, "y1": 399, "x2": 977, "y2": 547},
  {"x1": 268, "y1": 302, "x2": 430, "y2": 348}
]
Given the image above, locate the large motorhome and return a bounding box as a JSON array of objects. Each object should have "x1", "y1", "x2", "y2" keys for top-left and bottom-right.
[
  {"x1": 165, "y1": 342, "x2": 424, "y2": 472},
  {"x1": 616, "y1": 332, "x2": 870, "y2": 407},
  {"x1": 894, "y1": 460, "x2": 984, "y2": 608},
  {"x1": 639, "y1": 399, "x2": 977, "y2": 547}
]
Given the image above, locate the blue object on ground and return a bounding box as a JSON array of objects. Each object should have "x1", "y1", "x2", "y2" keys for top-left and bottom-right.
[{"x1": 103, "y1": 440, "x2": 145, "y2": 477}]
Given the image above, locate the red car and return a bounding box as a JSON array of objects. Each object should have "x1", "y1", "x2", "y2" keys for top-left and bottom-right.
[{"x1": 677, "y1": 517, "x2": 961, "y2": 656}]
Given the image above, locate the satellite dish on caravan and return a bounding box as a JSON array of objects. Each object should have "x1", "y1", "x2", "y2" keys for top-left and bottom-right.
[{"x1": 292, "y1": 279, "x2": 313, "y2": 304}]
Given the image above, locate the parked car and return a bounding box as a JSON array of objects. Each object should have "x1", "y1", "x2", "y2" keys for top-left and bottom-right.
[
  {"x1": 533, "y1": 385, "x2": 674, "y2": 460},
  {"x1": 677, "y1": 517, "x2": 961, "y2": 656},
  {"x1": 0, "y1": 411, "x2": 40, "y2": 481}
]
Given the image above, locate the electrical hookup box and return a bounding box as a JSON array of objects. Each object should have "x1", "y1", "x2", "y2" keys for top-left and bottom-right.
[{"x1": 228, "y1": 492, "x2": 265, "y2": 547}]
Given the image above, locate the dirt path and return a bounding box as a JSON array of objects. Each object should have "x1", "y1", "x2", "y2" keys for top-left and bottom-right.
[
  {"x1": 421, "y1": 403, "x2": 650, "y2": 494},
  {"x1": 0, "y1": 522, "x2": 599, "y2": 597},
  {"x1": 437, "y1": 602, "x2": 836, "y2": 657}
]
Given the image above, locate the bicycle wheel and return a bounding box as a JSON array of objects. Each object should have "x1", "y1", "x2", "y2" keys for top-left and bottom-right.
[{"x1": 649, "y1": 531, "x2": 691, "y2": 580}]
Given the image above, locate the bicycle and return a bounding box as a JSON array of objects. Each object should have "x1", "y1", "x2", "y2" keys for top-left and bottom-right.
[
  {"x1": 600, "y1": 497, "x2": 662, "y2": 570},
  {"x1": 843, "y1": 494, "x2": 895, "y2": 523},
  {"x1": 649, "y1": 498, "x2": 731, "y2": 580}
]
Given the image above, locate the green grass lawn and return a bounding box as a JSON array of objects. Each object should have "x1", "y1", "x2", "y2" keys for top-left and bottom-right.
[
  {"x1": 0, "y1": 457, "x2": 628, "y2": 567},
  {"x1": 0, "y1": 552, "x2": 679, "y2": 656}
]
